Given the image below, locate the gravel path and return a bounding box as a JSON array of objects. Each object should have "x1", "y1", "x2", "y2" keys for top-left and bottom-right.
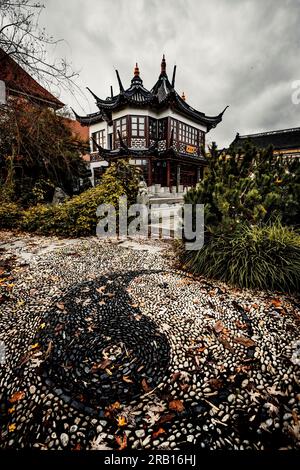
[{"x1": 0, "y1": 231, "x2": 299, "y2": 450}]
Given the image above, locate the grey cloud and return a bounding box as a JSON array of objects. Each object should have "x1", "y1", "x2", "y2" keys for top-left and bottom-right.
[{"x1": 40, "y1": 0, "x2": 300, "y2": 146}]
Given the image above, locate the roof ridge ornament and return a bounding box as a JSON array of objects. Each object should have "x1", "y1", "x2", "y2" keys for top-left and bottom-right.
[
  {"x1": 115, "y1": 70, "x2": 124, "y2": 92},
  {"x1": 134, "y1": 63, "x2": 140, "y2": 77},
  {"x1": 171, "y1": 65, "x2": 177, "y2": 88},
  {"x1": 181, "y1": 91, "x2": 186, "y2": 101},
  {"x1": 161, "y1": 54, "x2": 166, "y2": 75}
]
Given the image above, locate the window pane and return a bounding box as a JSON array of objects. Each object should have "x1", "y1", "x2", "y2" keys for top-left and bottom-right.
[
  {"x1": 132, "y1": 117, "x2": 137, "y2": 124},
  {"x1": 132, "y1": 129, "x2": 137, "y2": 136}
]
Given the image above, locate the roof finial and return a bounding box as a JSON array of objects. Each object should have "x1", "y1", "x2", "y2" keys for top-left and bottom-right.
[
  {"x1": 181, "y1": 91, "x2": 186, "y2": 101},
  {"x1": 134, "y1": 62, "x2": 140, "y2": 77},
  {"x1": 161, "y1": 54, "x2": 166, "y2": 74},
  {"x1": 171, "y1": 65, "x2": 177, "y2": 88},
  {"x1": 115, "y1": 69, "x2": 124, "y2": 92}
]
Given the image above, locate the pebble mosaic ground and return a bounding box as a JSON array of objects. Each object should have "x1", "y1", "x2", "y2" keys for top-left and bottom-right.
[{"x1": 0, "y1": 232, "x2": 299, "y2": 450}]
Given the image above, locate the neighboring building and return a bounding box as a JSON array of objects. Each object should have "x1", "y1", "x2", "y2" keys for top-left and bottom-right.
[
  {"x1": 0, "y1": 47, "x2": 64, "y2": 110},
  {"x1": 232, "y1": 128, "x2": 300, "y2": 158},
  {"x1": 74, "y1": 56, "x2": 227, "y2": 189}
]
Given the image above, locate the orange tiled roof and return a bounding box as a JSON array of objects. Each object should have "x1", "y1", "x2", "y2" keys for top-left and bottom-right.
[{"x1": 0, "y1": 48, "x2": 64, "y2": 109}]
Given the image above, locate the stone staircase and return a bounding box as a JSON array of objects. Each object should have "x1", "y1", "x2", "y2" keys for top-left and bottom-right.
[{"x1": 148, "y1": 185, "x2": 185, "y2": 238}]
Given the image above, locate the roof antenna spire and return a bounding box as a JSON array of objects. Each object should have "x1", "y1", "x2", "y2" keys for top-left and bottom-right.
[
  {"x1": 134, "y1": 62, "x2": 140, "y2": 77},
  {"x1": 110, "y1": 85, "x2": 113, "y2": 98},
  {"x1": 161, "y1": 54, "x2": 166, "y2": 74},
  {"x1": 115, "y1": 70, "x2": 124, "y2": 92},
  {"x1": 172, "y1": 65, "x2": 177, "y2": 88}
]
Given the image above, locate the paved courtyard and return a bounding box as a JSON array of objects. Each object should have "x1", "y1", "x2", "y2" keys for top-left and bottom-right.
[{"x1": 0, "y1": 232, "x2": 299, "y2": 450}]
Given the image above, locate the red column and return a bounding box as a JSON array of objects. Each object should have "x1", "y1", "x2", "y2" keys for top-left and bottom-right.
[{"x1": 166, "y1": 160, "x2": 171, "y2": 188}]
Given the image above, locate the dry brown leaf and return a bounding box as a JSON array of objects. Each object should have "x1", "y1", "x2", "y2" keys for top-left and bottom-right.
[
  {"x1": 141, "y1": 378, "x2": 152, "y2": 393},
  {"x1": 123, "y1": 375, "x2": 134, "y2": 384},
  {"x1": 271, "y1": 298, "x2": 282, "y2": 308},
  {"x1": 9, "y1": 391, "x2": 25, "y2": 403},
  {"x1": 235, "y1": 320, "x2": 248, "y2": 330},
  {"x1": 96, "y1": 286, "x2": 106, "y2": 294},
  {"x1": 209, "y1": 378, "x2": 224, "y2": 390},
  {"x1": 152, "y1": 428, "x2": 166, "y2": 439},
  {"x1": 180, "y1": 383, "x2": 190, "y2": 392},
  {"x1": 218, "y1": 334, "x2": 234, "y2": 352},
  {"x1": 193, "y1": 298, "x2": 200, "y2": 304},
  {"x1": 105, "y1": 401, "x2": 121, "y2": 417},
  {"x1": 115, "y1": 434, "x2": 127, "y2": 451},
  {"x1": 213, "y1": 320, "x2": 224, "y2": 334},
  {"x1": 56, "y1": 302, "x2": 65, "y2": 311},
  {"x1": 72, "y1": 443, "x2": 81, "y2": 451},
  {"x1": 233, "y1": 335, "x2": 256, "y2": 348},
  {"x1": 116, "y1": 415, "x2": 127, "y2": 427},
  {"x1": 91, "y1": 358, "x2": 112, "y2": 373},
  {"x1": 168, "y1": 399, "x2": 185, "y2": 413},
  {"x1": 157, "y1": 413, "x2": 175, "y2": 425}
]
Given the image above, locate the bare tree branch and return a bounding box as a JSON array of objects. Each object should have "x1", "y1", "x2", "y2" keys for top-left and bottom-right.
[{"x1": 0, "y1": 0, "x2": 80, "y2": 94}]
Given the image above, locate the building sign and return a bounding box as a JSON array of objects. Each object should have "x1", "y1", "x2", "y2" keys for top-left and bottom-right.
[
  {"x1": 0, "y1": 80, "x2": 6, "y2": 105},
  {"x1": 186, "y1": 145, "x2": 196, "y2": 154}
]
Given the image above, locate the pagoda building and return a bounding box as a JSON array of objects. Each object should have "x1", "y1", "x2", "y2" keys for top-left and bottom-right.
[{"x1": 74, "y1": 56, "x2": 227, "y2": 188}]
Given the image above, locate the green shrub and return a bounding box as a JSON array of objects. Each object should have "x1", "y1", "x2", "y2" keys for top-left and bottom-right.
[
  {"x1": 0, "y1": 159, "x2": 140, "y2": 237},
  {"x1": 0, "y1": 203, "x2": 22, "y2": 229},
  {"x1": 180, "y1": 223, "x2": 300, "y2": 293}
]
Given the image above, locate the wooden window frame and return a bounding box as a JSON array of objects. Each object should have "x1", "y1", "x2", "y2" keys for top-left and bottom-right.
[
  {"x1": 131, "y1": 115, "x2": 146, "y2": 138},
  {"x1": 91, "y1": 130, "x2": 106, "y2": 152}
]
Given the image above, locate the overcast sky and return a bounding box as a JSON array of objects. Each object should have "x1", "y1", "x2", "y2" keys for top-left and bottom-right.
[{"x1": 40, "y1": 0, "x2": 300, "y2": 147}]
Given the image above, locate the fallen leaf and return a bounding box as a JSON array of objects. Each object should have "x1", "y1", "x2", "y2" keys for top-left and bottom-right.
[
  {"x1": 117, "y1": 415, "x2": 127, "y2": 427},
  {"x1": 266, "y1": 384, "x2": 286, "y2": 397},
  {"x1": 8, "y1": 424, "x2": 16, "y2": 432},
  {"x1": 157, "y1": 413, "x2": 175, "y2": 425},
  {"x1": 235, "y1": 320, "x2": 248, "y2": 330},
  {"x1": 30, "y1": 343, "x2": 40, "y2": 350},
  {"x1": 145, "y1": 410, "x2": 160, "y2": 426},
  {"x1": 213, "y1": 320, "x2": 224, "y2": 334},
  {"x1": 105, "y1": 401, "x2": 120, "y2": 417},
  {"x1": 168, "y1": 399, "x2": 185, "y2": 413},
  {"x1": 96, "y1": 286, "x2": 106, "y2": 294},
  {"x1": 8, "y1": 407, "x2": 15, "y2": 414},
  {"x1": 141, "y1": 378, "x2": 152, "y2": 393},
  {"x1": 271, "y1": 298, "x2": 282, "y2": 308},
  {"x1": 218, "y1": 334, "x2": 234, "y2": 352},
  {"x1": 247, "y1": 390, "x2": 261, "y2": 403},
  {"x1": 72, "y1": 443, "x2": 81, "y2": 451},
  {"x1": 193, "y1": 298, "x2": 200, "y2": 304},
  {"x1": 115, "y1": 434, "x2": 127, "y2": 451},
  {"x1": 105, "y1": 292, "x2": 115, "y2": 299},
  {"x1": 90, "y1": 433, "x2": 112, "y2": 450},
  {"x1": 56, "y1": 302, "x2": 65, "y2": 310},
  {"x1": 292, "y1": 410, "x2": 299, "y2": 425},
  {"x1": 209, "y1": 378, "x2": 224, "y2": 390},
  {"x1": 91, "y1": 358, "x2": 112, "y2": 373},
  {"x1": 39, "y1": 323, "x2": 46, "y2": 329},
  {"x1": 9, "y1": 391, "x2": 25, "y2": 403},
  {"x1": 123, "y1": 375, "x2": 134, "y2": 384},
  {"x1": 233, "y1": 336, "x2": 256, "y2": 348},
  {"x1": 152, "y1": 428, "x2": 166, "y2": 439}
]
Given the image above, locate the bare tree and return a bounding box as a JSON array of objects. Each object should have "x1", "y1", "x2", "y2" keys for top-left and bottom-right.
[{"x1": 0, "y1": 0, "x2": 78, "y2": 91}]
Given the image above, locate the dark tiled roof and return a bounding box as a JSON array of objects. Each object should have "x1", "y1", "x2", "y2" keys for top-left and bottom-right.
[
  {"x1": 232, "y1": 127, "x2": 300, "y2": 150},
  {"x1": 75, "y1": 56, "x2": 227, "y2": 130},
  {"x1": 0, "y1": 48, "x2": 64, "y2": 109}
]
